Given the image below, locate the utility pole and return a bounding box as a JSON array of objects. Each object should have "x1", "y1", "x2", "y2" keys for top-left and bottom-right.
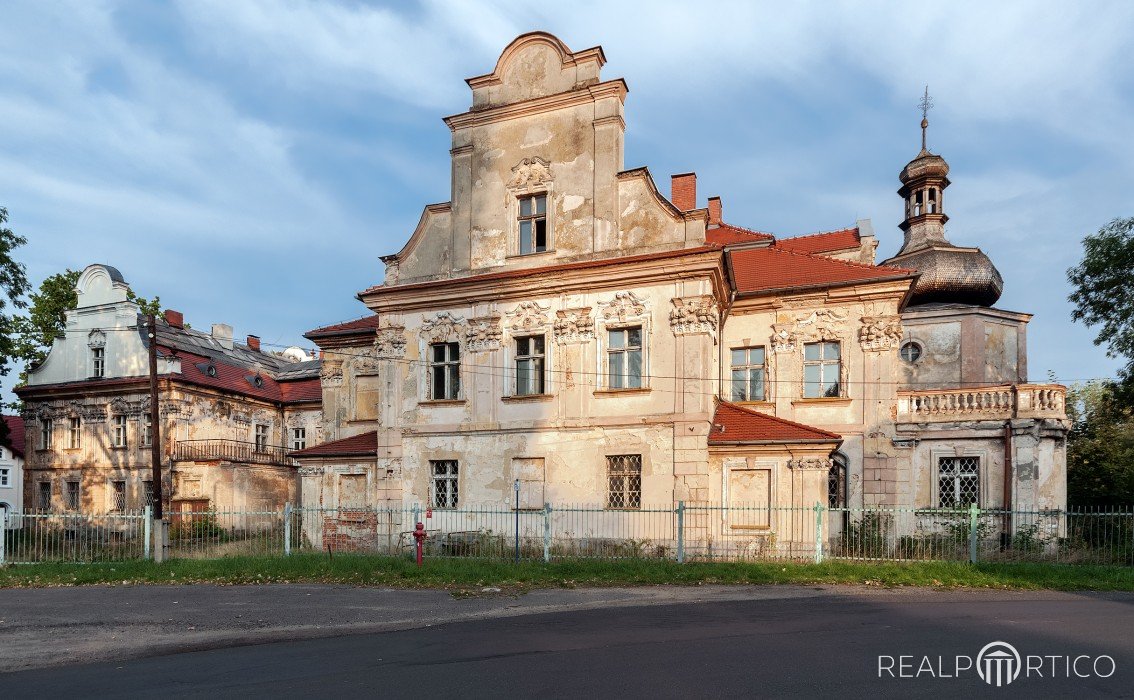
[{"x1": 146, "y1": 314, "x2": 167, "y2": 561}]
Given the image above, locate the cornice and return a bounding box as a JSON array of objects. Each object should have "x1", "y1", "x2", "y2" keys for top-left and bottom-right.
[{"x1": 444, "y1": 79, "x2": 629, "y2": 132}]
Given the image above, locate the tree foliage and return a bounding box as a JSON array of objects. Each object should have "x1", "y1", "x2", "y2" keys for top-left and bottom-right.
[
  {"x1": 1068, "y1": 216, "x2": 1134, "y2": 392},
  {"x1": 127, "y1": 288, "x2": 161, "y2": 317},
  {"x1": 1066, "y1": 380, "x2": 1134, "y2": 506},
  {"x1": 0, "y1": 207, "x2": 31, "y2": 380},
  {"x1": 11, "y1": 269, "x2": 80, "y2": 377}
]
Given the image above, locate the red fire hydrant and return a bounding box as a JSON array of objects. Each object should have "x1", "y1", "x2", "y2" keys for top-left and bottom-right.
[{"x1": 413, "y1": 521, "x2": 427, "y2": 567}]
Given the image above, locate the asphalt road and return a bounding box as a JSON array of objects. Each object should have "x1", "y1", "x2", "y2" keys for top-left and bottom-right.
[{"x1": 3, "y1": 587, "x2": 1133, "y2": 698}]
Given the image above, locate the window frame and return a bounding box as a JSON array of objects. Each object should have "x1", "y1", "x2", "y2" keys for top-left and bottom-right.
[
  {"x1": 605, "y1": 326, "x2": 645, "y2": 390},
  {"x1": 110, "y1": 479, "x2": 127, "y2": 513},
  {"x1": 67, "y1": 416, "x2": 82, "y2": 450},
  {"x1": 64, "y1": 479, "x2": 80, "y2": 511},
  {"x1": 254, "y1": 424, "x2": 269, "y2": 453},
  {"x1": 802, "y1": 341, "x2": 842, "y2": 399},
  {"x1": 141, "y1": 414, "x2": 152, "y2": 448},
  {"x1": 38, "y1": 481, "x2": 52, "y2": 510},
  {"x1": 291, "y1": 427, "x2": 306, "y2": 451},
  {"x1": 730, "y1": 346, "x2": 767, "y2": 402},
  {"x1": 39, "y1": 419, "x2": 53, "y2": 450},
  {"x1": 112, "y1": 414, "x2": 128, "y2": 448},
  {"x1": 0, "y1": 467, "x2": 9, "y2": 487},
  {"x1": 606, "y1": 454, "x2": 643, "y2": 510},
  {"x1": 430, "y1": 459, "x2": 459, "y2": 509},
  {"x1": 516, "y1": 192, "x2": 549, "y2": 255},
  {"x1": 142, "y1": 480, "x2": 154, "y2": 510},
  {"x1": 429, "y1": 341, "x2": 461, "y2": 400},
  {"x1": 91, "y1": 346, "x2": 105, "y2": 378},
  {"x1": 937, "y1": 455, "x2": 981, "y2": 509},
  {"x1": 513, "y1": 334, "x2": 546, "y2": 397}
]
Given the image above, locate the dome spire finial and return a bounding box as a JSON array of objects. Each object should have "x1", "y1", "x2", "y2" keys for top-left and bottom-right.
[{"x1": 918, "y1": 85, "x2": 933, "y2": 154}]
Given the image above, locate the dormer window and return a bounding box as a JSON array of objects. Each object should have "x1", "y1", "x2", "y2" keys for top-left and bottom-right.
[
  {"x1": 518, "y1": 193, "x2": 548, "y2": 254},
  {"x1": 91, "y1": 347, "x2": 105, "y2": 378}
]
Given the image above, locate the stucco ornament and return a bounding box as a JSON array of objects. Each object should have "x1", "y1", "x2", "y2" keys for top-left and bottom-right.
[
  {"x1": 553, "y1": 307, "x2": 594, "y2": 344},
  {"x1": 794, "y1": 308, "x2": 848, "y2": 342},
  {"x1": 87, "y1": 329, "x2": 107, "y2": 349},
  {"x1": 466, "y1": 315, "x2": 503, "y2": 352},
  {"x1": 373, "y1": 326, "x2": 407, "y2": 359},
  {"x1": 321, "y1": 359, "x2": 344, "y2": 387},
  {"x1": 109, "y1": 397, "x2": 134, "y2": 417},
  {"x1": 599, "y1": 291, "x2": 648, "y2": 323},
  {"x1": 353, "y1": 348, "x2": 383, "y2": 376},
  {"x1": 506, "y1": 301, "x2": 549, "y2": 332},
  {"x1": 160, "y1": 400, "x2": 185, "y2": 417},
  {"x1": 788, "y1": 457, "x2": 834, "y2": 470},
  {"x1": 771, "y1": 324, "x2": 800, "y2": 353},
  {"x1": 82, "y1": 402, "x2": 106, "y2": 423},
  {"x1": 420, "y1": 311, "x2": 466, "y2": 342},
  {"x1": 508, "y1": 156, "x2": 552, "y2": 189},
  {"x1": 858, "y1": 315, "x2": 904, "y2": 352},
  {"x1": 669, "y1": 296, "x2": 718, "y2": 338}
]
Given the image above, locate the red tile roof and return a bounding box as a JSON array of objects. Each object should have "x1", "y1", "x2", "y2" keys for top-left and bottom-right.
[
  {"x1": 709, "y1": 401, "x2": 841, "y2": 444},
  {"x1": 171, "y1": 347, "x2": 284, "y2": 401},
  {"x1": 706, "y1": 223, "x2": 775, "y2": 247},
  {"x1": 730, "y1": 246, "x2": 915, "y2": 295},
  {"x1": 290, "y1": 430, "x2": 378, "y2": 458},
  {"x1": 3, "y1": 415, "x2": 24, "y2": 459},
  {"x1": 305, "y1": 315, "x2": 381, "y2": 339},
  {"x1": 280, "y1": 378, "x2": 322, "y2": 403},
  {"x1": 774, "y1": 227, "x2": 860, "y2": 254}
]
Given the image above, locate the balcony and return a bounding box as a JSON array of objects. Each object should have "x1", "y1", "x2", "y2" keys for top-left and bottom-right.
[
  {"x1": 173, "y1": 439, "x2": 297, "y2": 467},
  {"x1": 896, "y1": 384, "x2": 1066, "y2": 423}
]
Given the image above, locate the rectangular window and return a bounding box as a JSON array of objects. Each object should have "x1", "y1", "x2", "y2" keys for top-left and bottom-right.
[
  {"x1": 68, "y1": 417, "x2": 82, "y2": 449},
  {"x1": 803, "y1": 341, "x2": 841, "y2": 398},
  {"x1": 431, "y1": 460, "x2": 459, "y2": 508},
  {"x1": 291, "y1": 427, "x2": 306, "y2": 451},
  {"x1": 606, "y1": 327, "x2": 643, "y2": 389},
  {"x1": 518, "y1": 193, "x2": 548, "y2": 255},
  {"x1": 0, "y1": 468, "x2": 8, "y2": 487},
  {"x1": 91, "y1": 347, "x2": 105, "y2": 378},
  {"x1": 111, "y1": 480, "x2": 126, "y2": 513},
  {"x1": 606, "y1": 454, "x2": 642, "y2": 509},
  {"x1": 142, "y1": 480, "x2": 154, "y2": 509},
  {"x1": 141, "y1": 414, "x2": 152, "y2": 447},
  {"x1": 64, "y1": 480, "x2": 80, "y2": 511},
  {"x1": 514, "y1": 335, "x2": 546, "y2": 396},
  {"x1": 938, "y1": 456, "x2": 980, "y2": 509},
  {"x1": 38, "y1": 481, "x2": 51, "y2": 510},
  {"x1": 730, "y1": 347, "x2": 766, "y2": 402},
  {"x1": 40, "y1": 419, "x2": 52, "y2": 450},
  {"x1": 254, "y1": 424, "x2": 269, "y2": 452},
  {"x1": 430, "y1": 342, "x2": 460, "y2": 400},
  {"x1": 113, "y1": 415, "x2": 128, "y2": 448}
]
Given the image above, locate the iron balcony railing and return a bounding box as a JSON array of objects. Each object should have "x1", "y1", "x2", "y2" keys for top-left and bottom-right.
[{"x1": 173, "y1": 439, "x2": 297, "y2": 466}]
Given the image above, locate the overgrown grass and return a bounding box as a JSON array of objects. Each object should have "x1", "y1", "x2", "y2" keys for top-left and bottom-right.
[{"x1": 2, "y1": 555, "x2": 1134, "y2": 592}]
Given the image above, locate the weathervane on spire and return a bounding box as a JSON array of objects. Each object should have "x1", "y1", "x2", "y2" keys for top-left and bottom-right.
[{"x1": 918, "y1": 85, "x2": 934, "y2": 153}]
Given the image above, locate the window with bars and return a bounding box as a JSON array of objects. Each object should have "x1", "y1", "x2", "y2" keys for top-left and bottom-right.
[
  {"x1": 254, "y1": 424, "x2": 269, "y2": 452},
  {"x1": 143, "y1": 480, "x2": 154, "y2": 509},
  {"x1": 110, "y1": 480, "x2": 126, "y2": 512},
  {"x1": 430, "y1": 342, "x2": 461, "y2": 400},
  {"x1": 38, "y1": 481, "x2": 51, "y2": 510},
  {"x1": 517, "y1": 193, "x2": 548, "y2": 254},
  {"x1": 291, "y1": 427, "x2": 306, "y2": 451},
  {"x1": 730, "y1": 347, "x2": 766, "y2": 402},
  {"x1": 141, "y1": 414, "x2": 152, "y2": 447},
  {"x1": 606, "y1": 454, "x2": 642, "y2": 509},
  {"x1": 39, "y1": 419, "x2": 52, "y2": 450},
  {"x1": 431, "y1": 460, "x2": 459, "y2": 508},
  {"x1": 68, "y1": 417, "x2": 82, "y2": 449},
  {"x1": 828, "y1": 456, "x2": 847, "y2": 508},
  {"x1": 113, "y1": 415, "x2": 128, "y2": 448},
  {"x1": 938, "y1": 456, "x2": 980, "y2": 509},
  {"x1": 803, "y1": 341, "x2": 841, "y2": 398},
  {"x1": 64, "y1": 480, "x2": 80, "y2": 511},
  {"x1": 91, "y1": 347, "x2": 105, "y2": 378},
  {"x1": 514, "y1": 335, "x2": 546, "y2": 396},
  {"x1": 606, "y1": 327, "x2": 643, "y2": 389}
]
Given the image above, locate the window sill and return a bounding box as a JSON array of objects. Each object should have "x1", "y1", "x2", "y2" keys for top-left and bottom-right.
[
  {"x1": 593, "y1": 388, "x2": 651, "y2": 397},
  {"x1": 419, "y1": 399, "x2": 466, "y2": 406},
  {"x1": 505, "y1": 250, "x2": 556, "y2": 261},
  {"x1": 501, "y1": 393, "x2": 555, "y2": 403},
  {"x1": 734, "y1": 400, "x2": 774, "y2": 410},
  {"x1": 791, "y1": 397, "x2": 852, "y2": 406},
  {"x1": 112, "y1": 445, "x2": 128, "y2": 451}
]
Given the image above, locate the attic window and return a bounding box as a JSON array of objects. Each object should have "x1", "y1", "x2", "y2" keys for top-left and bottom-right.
[
  {"x1": 206, "y1": 365, "x2": 217, "y2": 377},
  {"x1": 252, "y1": 375, "x2": 264, "y2": 388}
]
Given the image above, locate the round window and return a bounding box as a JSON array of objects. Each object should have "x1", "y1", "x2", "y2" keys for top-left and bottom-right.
[
  {"x1": 900, "y1": 341, "x2": 922, "y2": 363},
  {"x1": 206, "y1": 364, "x2": 217, "y2": 377}
]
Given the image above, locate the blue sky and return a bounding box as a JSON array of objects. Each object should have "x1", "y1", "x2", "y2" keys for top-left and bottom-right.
[{"x1": 2, "y1": 0, "x2": 1131, "y2": 401}]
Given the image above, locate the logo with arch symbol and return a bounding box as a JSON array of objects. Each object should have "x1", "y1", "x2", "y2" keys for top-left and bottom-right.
[{"x1": 977, "y1": 641, "x2": 1022, "y2": 687}]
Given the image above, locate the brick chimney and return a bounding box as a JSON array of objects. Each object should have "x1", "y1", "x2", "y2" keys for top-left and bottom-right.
[
  {"x1": 671, "y1": 172, "x2": 697, "y2": 211},
  {"x1": 246, "y1": 335, "x2": 261, "y2": 352},
  {"x1": 164, "y1": 309, "x2": 184, "y2": 329},
  {"x1": 707, "y1": 196, "x2": 722, "y2": 226}
]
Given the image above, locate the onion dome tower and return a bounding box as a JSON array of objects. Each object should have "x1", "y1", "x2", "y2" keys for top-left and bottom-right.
[{"x1": 882, "y1": 88, "x2": 1003, "y2": 306}]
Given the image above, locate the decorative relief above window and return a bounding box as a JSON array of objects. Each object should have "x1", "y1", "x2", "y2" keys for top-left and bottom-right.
[
  {"x1": 374, "y1": 326, "x2": 407, "y2": 359},
  {"x1": 508, "y1": 157, "x2": 552, "y2": 190},
  {"x1": 599, "y1": 291, "x2": 648, "y2": 324},
  {"x1": 466, "y1": 316, "x2": 503, "y2": 352},
  {"x1": 669, "y1": 296, "x2": 718, "y2": 338},
  {"x1": 87, "y1": 329, "x2": 106, "y2": 349},
  {"x1": 321, "y1": 359, "x2": 344, "y2": 387},
  {"x1": 771, "y1": 308, "x2": 848, "y2": 353},
  {"x1": 353, "y1": 348, "x2": 383, "y2": 376},
  {"x1": 788, "y1": 457, "x2": 833, "y2": 470},
  {"x1": 421, "y1": 311, "x2": 466, "y2": 342},
  {"x1": 858, "y1": 315, "x2": 904, "y2": 352},
  {"x1": 553, "y1": 307, "x2": 594, "y2": 344},
  {"x1": 506, "y1": 301, "x2": 550, "y2": 333}
]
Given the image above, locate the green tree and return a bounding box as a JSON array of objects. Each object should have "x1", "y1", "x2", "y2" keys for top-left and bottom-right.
[
  {"x1": 127, "y1": 288, "x2": 161, "y2": 317},
  {"x1": 11, "y1": 269, "x2": 80, "y2": 377},
  {"x1": 1065, "y1": 380, "x2": 1134, "y2": 506},
  {"x1": 1068, "y1": 216, "x2": 1134, "y2": 393},
  {"x1": 0, "y1": 208, "x2": 31, "y2": 377}
]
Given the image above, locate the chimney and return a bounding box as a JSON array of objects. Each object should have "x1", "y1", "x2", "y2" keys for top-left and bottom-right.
[
  {"x1": 246, "y1": 335, "x2": 261, "y2": 352},
  {"x1": 211, "y1": 323, "x2": 234, "y2": 350},
  {"x1": 671, "y1": 172, "x2": 697, "y2": 211},
  {"x1": 164, "y1": 309, "x2": 184, "y2": 329},
  {"x1": 707, "y1": 196, "x2": 722, "y2": 226}
]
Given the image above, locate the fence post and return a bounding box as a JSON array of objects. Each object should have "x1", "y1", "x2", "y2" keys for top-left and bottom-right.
[
  {"x1": 542, "y1": 503, "x2": 551, "y2": 563},
  {"x1": 0, "y1": 507, "x2": 6, "y2": 566},
  {"x1": 143, "y1": 505, "x2": 152, "y2": 560},
  {"x1": 676, "y1": 501, "x2": 685, "y2": 564},
  {"x1": 284, "y1": 502, "x2": 292, "y2": 556},
  {"x1": 968, "y1": 503, "x2": 980, "y2": 564},
  {"x1": 814, "y1": 502, "x2": 824, "y2": 564}
]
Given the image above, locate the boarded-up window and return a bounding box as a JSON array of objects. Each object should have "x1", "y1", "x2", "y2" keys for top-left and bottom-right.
[
  {"x1": 339, "y1": 474, "x2": 368, "y2": 519},
  {"x1": 511, "y1": 457, "x2": 544, "y2": 510},
  {"x1": 728, "y1": 468, "x2": 771, "y2": 528},
  {"x1": 354, "y1": 375, "x2": 382, "y2": 421}
]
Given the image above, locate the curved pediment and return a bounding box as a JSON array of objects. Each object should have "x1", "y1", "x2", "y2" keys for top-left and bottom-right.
[
  {"x1": 466, "y1": 31, "x2": 606, "y2": 109},
  {"x1": 75, "y1": 264, "x2": 130, "y2": 307}
]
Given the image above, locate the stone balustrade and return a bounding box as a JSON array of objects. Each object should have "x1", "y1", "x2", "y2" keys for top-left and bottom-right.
[{"x1": 896, "y1": 384, "x2": 1066, "y2": 422}]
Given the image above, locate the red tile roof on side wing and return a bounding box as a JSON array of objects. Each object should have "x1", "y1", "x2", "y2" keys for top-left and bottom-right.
[
  {"x1": 3, "y1": 415, "x2": 25, "y2": 458},
  {"x1": 709, "y1": 401, "x2": 841, "y2": 444},
  {"x1": 730, "y1": 246, "x2": 915, "y2": 295},
  {"x1": 305, "y1": 315, "x2": 382, "y2": 340},
  {"x1": 774, "y1": 227, "x2": 860, "y2": 254},
  {"x1": 289, "y1": 430, "x2": 378, "y2": 458},
  {"x1": 280, "y1": 378, "x2": 322, "y2": 403},
  {"x1": 705, "y1": 223, "x2": 775, "y2": 247}
]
